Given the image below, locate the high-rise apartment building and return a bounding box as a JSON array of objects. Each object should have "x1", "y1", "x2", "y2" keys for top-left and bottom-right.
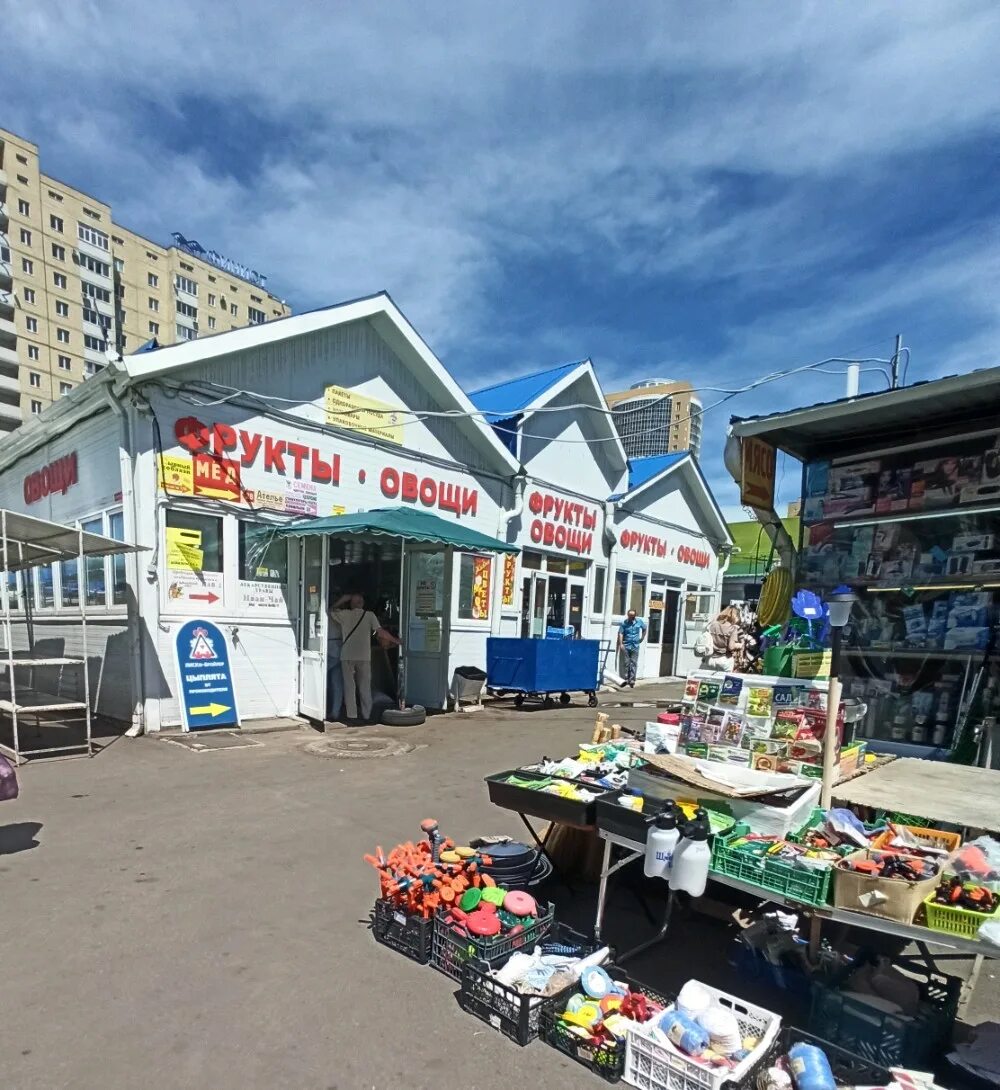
[
  {"x1": 605, "y1": 379, "x2": 703, "y2": 459},
  {"x1": 0, "y1": 127, "x2": 290, "y2": 431}
]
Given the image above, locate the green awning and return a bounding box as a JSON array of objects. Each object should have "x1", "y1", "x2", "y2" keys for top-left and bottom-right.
[{"x1": 278, "y1": 506, "x2": 519, "y2": 553}]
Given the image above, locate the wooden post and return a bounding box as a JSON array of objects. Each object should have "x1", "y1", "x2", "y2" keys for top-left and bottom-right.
[{"x1": 821, "y1": 675, "x2": 843, "y2": 809}]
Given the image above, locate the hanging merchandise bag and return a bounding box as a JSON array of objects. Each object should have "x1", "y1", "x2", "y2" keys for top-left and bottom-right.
[
  {"x1": 693, "y1": 628, "x2": 713, "y2": 659},
  {"x1": 0, "y1": 753, "x2": 19, "y2": 801}
]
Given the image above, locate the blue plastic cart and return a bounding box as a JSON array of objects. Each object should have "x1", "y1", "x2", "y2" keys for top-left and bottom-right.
[{"x1": 486, "y1": 637, "x2": 600, "y2": 708}]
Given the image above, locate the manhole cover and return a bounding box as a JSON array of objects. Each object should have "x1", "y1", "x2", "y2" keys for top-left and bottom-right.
[{"x1": 302, "y1": 735, "x2": 414, "y2": 759}]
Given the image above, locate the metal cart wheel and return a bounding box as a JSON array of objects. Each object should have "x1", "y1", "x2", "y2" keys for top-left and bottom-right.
[
  {"x1": 559, "y1": 692, "x2": 571, "y2": 706},
  {"x1": 514, "y1": 693, "x2": 525, "y2": 707},
  {"x1": 587, "y1": 692, "x2": 598, "y2": 707}
]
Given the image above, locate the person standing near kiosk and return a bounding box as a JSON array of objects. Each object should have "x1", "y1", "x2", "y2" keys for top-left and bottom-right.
[
  {"x1": 617, "y1": 609, "x2": 647, "y2": 688},
  {"x1": 329, "y1": 593, "x2": 402, "y2": 723}
]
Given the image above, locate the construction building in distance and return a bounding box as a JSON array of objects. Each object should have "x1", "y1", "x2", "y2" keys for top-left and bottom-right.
[{"x1": 605, "y1": 378, "x2": 703, "y2": 460}]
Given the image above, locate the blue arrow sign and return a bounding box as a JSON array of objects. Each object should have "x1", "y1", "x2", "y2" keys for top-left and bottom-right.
[{"x1": 174, "y1": 619, "x2": 240, "y2": 731}]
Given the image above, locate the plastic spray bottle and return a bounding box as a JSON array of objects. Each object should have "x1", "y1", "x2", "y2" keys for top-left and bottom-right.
[
  {"x1": 669, "y1": 809, "x2": 711, "y2": 897},
  {"x1": 643, "y1": 802, "x2": 680, "y2": 879}
]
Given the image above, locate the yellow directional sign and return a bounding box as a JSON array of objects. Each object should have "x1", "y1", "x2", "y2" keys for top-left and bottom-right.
[{"x1": 189, "y1": 702, "x2": 232, "y2": 717}]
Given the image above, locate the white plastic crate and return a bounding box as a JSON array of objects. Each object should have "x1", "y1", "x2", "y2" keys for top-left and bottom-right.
[{"x1": 624, "y1": 981, "x2": 781, "y2": 1090}]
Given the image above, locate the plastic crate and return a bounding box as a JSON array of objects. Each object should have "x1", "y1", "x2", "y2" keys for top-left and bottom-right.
[
  {"x1": 782, "y1": 1027, "x2": 891, "y2": 1087},
  {"x1": 371, "y1": 897, "x2": 435, "y2": 964},
  {"x1": 807, "y1": 959, "x2": 960, "y2": 1068},
  {"x1": 595, "y1": 789, "x2": 655, "y2": 844},
  {"x1": 485, "y1": 769, "x2": 604, "y2": 827},
  {"x1": 727, "y1": 939, "x2": 811, "y2": 1005},
  {"x1": 431, "y1": 900, "x2": 554, "y2": 982},
  {"x1": 625, "y1": 980, "x2": 782, "y2": 1090},
  {"x1": 540, "y1": 963, "x2": 673, "y2": 1084},
  {"x1": 923, "y1": 885, "x2": 1000, "y2": 938},
  {"x1": 871, "y1": 824, "x2": 962, "y2": 855},
  {"x1": 458, "y1": 922, "x2": 598, "y2": 1045},
  {"x1": 710, "y1": 823, "x2": 833, "y2": 907}
]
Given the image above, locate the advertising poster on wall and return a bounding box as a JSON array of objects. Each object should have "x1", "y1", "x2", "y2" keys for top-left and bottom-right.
[
  {"x1": 472, "y1": 556, "x2": 491, "y2": 619},
  {"x1": 173, "y1": 619, "x2": 240, "y2": 730},
  {"x1": 502, "y1": 554, "x2": 516, "y2": 606},
  {"x1": 324, "y1": 384, "x2": 404, "y2": 445}
]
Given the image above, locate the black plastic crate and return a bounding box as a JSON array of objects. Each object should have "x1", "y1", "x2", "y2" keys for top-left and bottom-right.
[
  {"x1": 783, "y1": 1027, "x2": 891, "y2": 1087},
  {"x1": 432, "y1": 900, "x2": 555, "y2": 982},
  {"x1": 485, "y1": 769, "x2": 606, "y2": 827},
  {"x1": 538, "y1": 962, "x2": 673, "y2": 1084},
  {"x1": 808, "y1": 955, "x2": 960, "y2": 1069},
  {"x1": 459, "y1": 922, "x2": 599, "y2": 1045},
  {"x1": 371, "y1": 897, "x2": 435, "y2": 965},
  {"x1": 595, "y1": 789, "x2": 655, "y2": 844}
]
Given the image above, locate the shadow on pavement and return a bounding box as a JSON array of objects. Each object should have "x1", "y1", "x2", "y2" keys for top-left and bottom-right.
[{"x1": 0, "y1": 821, "x2": 42, "y2": 855}]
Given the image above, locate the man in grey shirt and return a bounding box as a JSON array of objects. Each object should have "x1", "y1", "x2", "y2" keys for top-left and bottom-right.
[{"x1": 328, "y1": 593, "x2": 401, "y2": 722}]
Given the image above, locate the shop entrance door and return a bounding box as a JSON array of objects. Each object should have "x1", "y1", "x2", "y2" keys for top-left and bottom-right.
[
  {"x1": 403, "y1": 546, "x2": 451, "y2": 709},
  {"x1": 298, "y1": 535, "x2": 328, "y2": 720},
  {"x1": 520, "y1": 573, "x2": 548, "y2": 638},
  {"x1": 660, "y1": 588, "x2": 680, "y2": 676},
  {"x1": 646, "y1": 582, "x2": 681, "y2": 677}
]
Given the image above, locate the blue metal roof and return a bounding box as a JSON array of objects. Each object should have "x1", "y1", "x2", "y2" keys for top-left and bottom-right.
[
  {"x1": 609, "y1": 452, "x2": 690, "y2": 500},
  {"x1": 467, "y1": 361, "x2": 584, "y2": 422}
]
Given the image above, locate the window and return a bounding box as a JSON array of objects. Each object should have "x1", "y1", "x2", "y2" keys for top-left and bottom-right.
[
  {"x1": 77, "y1": 223, "x2": 109, "y2": 250},
  {"x1": 251, "y1": 294, "x2": 262, "y2": 303},
  {"x1": 165, "y1": 509, "x2": 223, "y2": 574},
  {"x1": 59, "y1": 382, "x2": 72, "y2": 396},
  {"x1": 146, "y1": 251, "x2": 158, "y2": 262},
  {"x1": 112, "y1": 235, "x2": 124, "y2": 246},
  {"x1": 82, "y1": 207, "x2": 101, "y2": 221},
  {"x1": 30, "y1": 399, "x2": 42, "y2": 414},
  {"x1": 208, "y1": 274, "x2": 216, "y2": 283},
  {"x1": 83, "y1": 334, "x2": 104, "y2": 351},
  {"x1": 82, "y1": 306, "x2": 109, "y2": 327},
  {"x1": 51, "y1": 243, "x2": 66, "y2": 261},
  {"x1": 47, "y1": 189, "x2": 63, "y2": 202},
  {"x1": 21, "y1": 258, "x2": 33, "y2": 274},
  {"x1": 630, "y1": 573, "x2": 647, "y2": 616},
  {"x1": 115, "y1": 283, "x2": 125, "y2": 299},
  {"x1": 230, "y1": 303, "x2": 238, "y2": 316},
  {"x1": 76, "y1": 516, "x2": 106, "y2": 605},
  {"x1": 50, "y1": 214, "x2": 64, "y2": 232},
  {"x1": 82, "y1": 282, "x2": 110, "y2": 302},
  {"x1": 521, "y1": 550, "x2": 543, "y2": 571},
  {"x1": 176, "y1": 300, "x2": 197, "y2": 319},
  {"x1": 19, "y1": 228, "x2": 32, "y2": 246},
  {"x1": 457, "y1": 554, "x2": 492, "y2": 620},
  {"x1": 27, "y1": 346, "x2": 39, "y2": 361},
  {"x1": 60, "y1": 553, "x2": 80, "y2": 606},
  {"x1": 593, "y1": 566, "x2": 606, "y2": 612},
  {"x1": 148, "y1": 272, "x2": 158, "y2": 288},
  {"x1": 36, "y1": 564, "x2": 54, "y2": 609},
  {"x1": 16, "y1": 175, "x2": 28, "y2": 186},
  {"x1": 22, "y1": 288, "x2": 35, "y2": 304},
  {"x1": 53, "y1": 272, "x2": 67, "y2": 289},
  {"x1": 248, "y1": 306, "x2": 266, "y2": 325},
  {"x1": 176, "y1": 324, "x2": 196, "y2": 341},
  {"x1": 58, "y1": 355, "x2": 71, "y2": 370},
  {"x1": 25, "y1": 316, "x2": 37, "y2": 333},
  {"x1": 16, "y1": 154, "x2": 27, "y2": 165},
  {"x1": 175, "y1": 274, "x2": 197, "y2": 296},
  {"x1": 613, "y1": 570, "x2": 629, "y2": 615},
  {"x1": 207, "y1": 293, "x2": 216, "y2": 306},
  {"x1": 149, "y1": 321, "x2": 159, "y2": 335},
  {"x1": 17, "y1": 199, "x2": 29, "y2": 215},
  {"x1": 57, "y1": 328, "x2": 70, "y2": 344},
  {"x1": 108, "y1": 510, "x2": 127, "y2": 605},
  {"x1": 55, "y1": 300, "x2": 69, "y2": 317},
  {"x1": 148, "y1": 297, "x2": 159, "y2": 312},
  {"x1": 29, "y1": 373, "x2": 41, "y2": 388},
  {"x1": 207, "y1": 316, "x2": 216, "y2": 330},
  {"x1": 85, "y1": 361, "x2": 103, "y2": 376},
  {"x1": 238, "y1": 522, "x2": 288, "y2": 584},
  {"x1": 5, "y1": 572, "x2": 21, "y2": 613},
  {"x1": 79, "y1": 254, "x2": 110, "y2": 277},
  {"x1": 113, "y1": 257, "x2": 124, "y2": 273},
  {"x1": 180, "y1": 261, "x2": 194, "y2": 272}
]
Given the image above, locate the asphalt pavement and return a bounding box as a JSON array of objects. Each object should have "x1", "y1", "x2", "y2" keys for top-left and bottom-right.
[{"x1": 1, "y1": 691, "x2": 995, "y2": 1089}]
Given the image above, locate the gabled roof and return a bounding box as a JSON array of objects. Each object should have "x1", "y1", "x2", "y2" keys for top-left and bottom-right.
[
  {"x1": 119, "y1": 291, "x2": 520, "y2": 476},
  {"x1": 611, "y1": 452, "x2": 731, "y2": 546},
  {"x1": 468, "y1": 361, "x2": 584, "y2": 423},
  {"x1": 626, "y1": 452, "x2": 688, "y2": 492}
]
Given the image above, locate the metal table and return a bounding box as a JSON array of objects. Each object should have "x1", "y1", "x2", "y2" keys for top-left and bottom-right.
[{"x1": 594, "y1": 829, "x2": 675, "y2": 962}]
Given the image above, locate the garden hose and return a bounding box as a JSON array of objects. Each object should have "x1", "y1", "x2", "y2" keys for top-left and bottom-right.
[{"x1": 757, "y1": 566, "x2": 793, "y2": 626}]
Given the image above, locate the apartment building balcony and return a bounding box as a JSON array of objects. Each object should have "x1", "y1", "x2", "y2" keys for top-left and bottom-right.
[
  {"x1": 175, "y1": 308, "x2": 198, "y2": 330},
  {"x1": 0, "y1": 368, "x2": 19, "y2": 399},
  {"x1": 0, "y1": 163, "x2": 7, "y2": 192},
  {"x1": 0, "y1": 396, "x2": 22, "y2": 432},
  {"x1": 0, "y1": 287, "x2": 14, "y2": 315},
  {"x1": 0, "y1": 313, "x2": 15, "y2": 346},
  {"x1": 0, "y1": 342, "x2": 18, "y2": 372},
  {"x1": 75, "y1": 255, "x2": 113, "y2": 289},
  {"x1": 0, "y1": 200, "x2": 7, "y2": 227}
]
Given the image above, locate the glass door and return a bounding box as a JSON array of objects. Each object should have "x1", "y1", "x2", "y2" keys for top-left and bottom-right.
[
  {"x1": 531, "y1": 574, "x2": 548, "y2": 637},
  {"x1": 661, "y1": 588, "x2": 680, "y2": 676},
  {"x1": 298, "y1": 535, "x2": 328, "y2": 720},
  {"x1": 568, "y1": 583, "x2": 584, "y2": 637},
  {"x1": 403, "y1": 547, "x2": 450, "y2": 709}
]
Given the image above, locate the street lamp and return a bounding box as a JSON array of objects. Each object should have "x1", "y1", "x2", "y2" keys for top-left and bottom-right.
[{"x1": 821, "y1": 587, "x2": 857, "y2": 809}]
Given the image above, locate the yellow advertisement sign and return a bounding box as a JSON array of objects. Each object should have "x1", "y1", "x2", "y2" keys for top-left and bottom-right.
[
  {"x1": 166, "y1": 527, "x2": 204, "y2": 572},
  {"x1": 793, "y1": 649, "x2": 832, "y2": 680},
  {"x1": 741, "y1": 436, "x2": 776, "y2": 509},
  {"x1": 159, "y1": 455, "x2": 193, "y2": 496},
  {"x1": 324, "y1": 385, "x2": 403, "y2": 445}
]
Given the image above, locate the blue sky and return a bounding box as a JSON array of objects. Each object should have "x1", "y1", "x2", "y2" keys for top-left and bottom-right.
[{"x1": 6, "y1": 3, "x2": 999, "y2": 517}]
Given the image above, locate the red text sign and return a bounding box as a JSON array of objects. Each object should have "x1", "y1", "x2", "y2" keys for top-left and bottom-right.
[
  {"x1": 23, "y1": 452, "x2": 78, "y2": 504},
  {"x1": 526, "y1": 490, "x2": 596, "y2": 555},
  {"x1": 677, "y1": 544, "x2": 712, "y2": 569},
  {"x1": 619, "y1": 529, "x2": 667, "y2": 558},
  {"x1": 379, "y1": 467, "x2": 477, "y2": 519},
  {"x1": 175, "y1": 417, "x2": 341, "y2": 486},
  {"x1": 192, "y1": 454, "x2": 242, "y2": 501}
]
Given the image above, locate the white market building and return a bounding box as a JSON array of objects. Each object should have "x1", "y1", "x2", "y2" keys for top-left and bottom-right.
[{"x1": 0, "y1": 294, "x2": 730, "y2": 732}]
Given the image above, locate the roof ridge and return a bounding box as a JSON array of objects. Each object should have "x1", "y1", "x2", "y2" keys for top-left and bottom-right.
[{"x1": 467, "y1": 359, "x2": 584, "y2": 397}]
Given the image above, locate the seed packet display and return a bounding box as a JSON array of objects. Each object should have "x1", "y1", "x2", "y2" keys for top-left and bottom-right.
[
  {"x1": 697, "y1": 680, "x2": 721, "y2": 705},
  {"x1": 680, "y1": 714, "x2": 705, "y2": 743},
  {"x1": 685, "y1": 742, "x2": 709, "y2": 759},
  {"x1": 772, "y1": 685, "x2": 801, "y2": 710},
  {"x1": 684, "y1": 677, "x2": 701, "y2": 702},
  {"x1": 702, "y1": 709, "x2": 728, "y2": 744},
  {"x1": 797, "y1": 708, "x2": 829, "y2": 742},
  {"x1": 747, "y1": 686, "x2": 773, "y2": 717},
  {"x1": 751, "y1": 739, "x2": 789, "y2": 757},
  {"x1": 801, "y1": 688, "x2": 827, "y2": 712},
  {"x1": 725, "y1": 747, "x2": 752, "y2": 767},
  {"x1": 719, "y1": 675, "x2": 743, "y2": 707},
  {"x1": 744, "y1": 715, "x2": 773, "y2": 740},
  {"x1": 772, "y1": 709, "x2": 803, "y2": 739},
  {"x1": 721, "y1": 712, "x2": 746, "y2": 747},
  {"x1": 751, "y1": 752, "x2": 780, "y2": 773}
]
